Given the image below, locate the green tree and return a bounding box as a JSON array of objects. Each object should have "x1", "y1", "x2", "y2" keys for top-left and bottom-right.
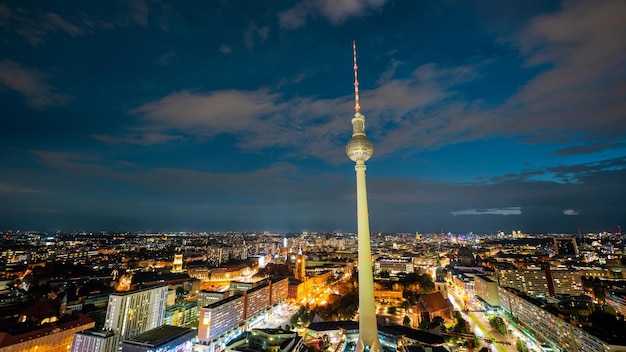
[
  {"x1": 388, "y1": 306, "x2": 397, "y2": 315},
  {"x1": 516, "y1": 339, "x2": 529, "y2": 352},
  {"x1": 488, "y1": 315, "x2": 507, "y2": 335}
]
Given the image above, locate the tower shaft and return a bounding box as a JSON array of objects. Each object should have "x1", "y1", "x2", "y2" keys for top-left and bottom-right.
[{"x1": 354, "y1": 160, "x2": 382, "y2": 352}]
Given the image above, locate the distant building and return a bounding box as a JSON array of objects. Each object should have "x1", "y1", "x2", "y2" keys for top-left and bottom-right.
[
  {"x1": 120, "y1": 325, "x2": 195, "y2": 352},
  {"x1": 295, "y1": 250, "x2": 306, "y2": 282},
  {"x1": 554, "y1": 237, "x2": 579, "y2": 256},
  {"x1": 172, "y1": 254, "x2": 183, "y2": 273},
  {"x1": 0, "y1": 313, "x2": 94, "y2": 352}
]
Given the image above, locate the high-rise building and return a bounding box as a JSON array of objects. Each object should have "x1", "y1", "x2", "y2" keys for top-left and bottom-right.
[
  {"x1": 104, "y1": 285, "x2": 168, "y2": 340},
  {"x1": 345, "y1": 41, "x2": 382, "y2": 352}
]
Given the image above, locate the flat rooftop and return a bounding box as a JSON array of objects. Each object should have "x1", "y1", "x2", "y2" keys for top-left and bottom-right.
[{"x1": 122, "y1": 325, "x2": 195, "y2": 347}]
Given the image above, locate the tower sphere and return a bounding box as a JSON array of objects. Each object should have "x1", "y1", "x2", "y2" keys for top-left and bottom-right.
[{"x1": 346, "y1": 134, "x2": 373, "y2": 162}]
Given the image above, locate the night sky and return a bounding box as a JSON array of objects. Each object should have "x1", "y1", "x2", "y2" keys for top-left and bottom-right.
[{"x1": 1, "y1": 1, "x2": 624, "y2": 233}]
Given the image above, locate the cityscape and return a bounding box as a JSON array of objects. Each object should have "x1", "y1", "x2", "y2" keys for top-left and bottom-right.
[{"x1": 1, "y1": 1, "x2": 625, "y2": 352}]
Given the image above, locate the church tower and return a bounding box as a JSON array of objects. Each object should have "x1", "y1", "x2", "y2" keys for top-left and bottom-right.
[
  {"x1": 346, "y1": 41, "x2": 382, "y2": 352},
  {"x1": 295, "y1": 247, "x2": 306, "y2": 282}
]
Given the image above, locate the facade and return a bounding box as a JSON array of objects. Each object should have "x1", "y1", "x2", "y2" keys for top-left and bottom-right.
[
  {"x1": 120, "y1": 325, "x2": 195, "y2": 352},
  {"x1": 0, "y1": 313, "x2": 94, "y2": 352},
  {"x1": 70, "y1": 330, "x2": 117, "y2": 352},
  {"x1": 172, "y1": 254, "x2": 183, "y2": 273},
  {"x1": 496, "y1": 266, "x2": 549, "y2": 297},
  {"x1": 474, "y1": 275, "x2": 500, "y2": 307},
  {"x1": 550, "y1": 269, "x2": 583, "y2": 295},
  {"x1": 376, "y1": 258, "x2": 414, "y2": 275},
  {"x1": 345, "y1": 40, "x2": 381, "y2": 352},
  {"x1": 269, "y1": 277, "x2": 289, "y2": 305},
  {"x1": 197, "y1": 294, "x2": 246, "y2": 344},
  {"x1": 496, "y1": 265, "x2": 583, "y2": 297},
  {"x1": 77, "y1": 285, "x2": 169, "y2": 352},
  {"x1": 198, "y1": 290, "x2": 229, "y2": 309},
  {"x1": 499, "y1": 287, "x2": 618, "y2": 351},
  {"x1": 245, "y1": 284, "x2": 270, "y2": 320},
  {"x1": 295, "y1": 251, "x2": 306, "y2": 282},
  {"x1": 164, "y1": 301, "x2": 198, "y2": 327}
]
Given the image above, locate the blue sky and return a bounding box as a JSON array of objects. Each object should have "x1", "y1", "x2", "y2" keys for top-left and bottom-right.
[{"x1": 1, "y1": 0, "x2": 624, "y2": 233}]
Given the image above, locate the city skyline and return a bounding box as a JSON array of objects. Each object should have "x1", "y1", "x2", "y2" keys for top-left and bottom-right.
[{"x1": 1, "y1": 1, "x2": 625, "y2": 233}]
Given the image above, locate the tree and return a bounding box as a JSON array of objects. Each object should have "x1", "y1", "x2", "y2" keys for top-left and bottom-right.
[
  {"x1": 516, "y1": 339, "x2": 529, "y2": 352},
  {"x1": 488, "y1": 315, "x2": 507, "y2": 335},
  {"x1": 380, "y1": 271, "x2": 390, "y2": 278},
  {"x1": 176, "y1": 286, "x2": 185, "y2": 296},
  {"x1": 388, "y1": 306, "x2": 397, "y2": 315},
  {"x1": 403, "y1": 315, "x2": 411, "y2": 327}
]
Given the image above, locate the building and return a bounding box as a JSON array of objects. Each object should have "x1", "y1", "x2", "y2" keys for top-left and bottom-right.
[
  {"x1": 376, "y1": 258, "x2": 414, "y2": 275},
  {"x1": 164, "y1": 301, "x2": 198, "y2": 327},
  {"x1": 197, "y1": 294, "x2": 245, "y2": 347},
  {"x1": 499, "y1": 287, "x2": 625, "y2": 351},
  {"x1": 0, "y1": 313, "x2": 94, "y2": 352},
  {"x1": 415, "y1": 292, "x2": 454, "y2": 324},
  {"x1": 71, "y1": 330, "x2": 117, "y2": 352},
  {"x1": 198, "y1": 290, "x2": 229, "y2": 309},
  {"x1": 345, "y1": 40, "x2": 381, "y2": 352},
  {"x1": 295, "y1": 250, "x2": 306, "y2": 282},
  {"x1": 104, "y1": 285, "x2": 168, "y2": 341},
  {"x1": 554, "y1": 237, "x2": 579, "y2": 256},
  {"x1": 172, "y1": 254, "x2": 183, "y2": 273},
  {"x1": 120, "y1": 325, "x2": 195, "y2": 352},
  {"x1": 474, "y1": 275, "x2": 500, "y2": 307},
  {"x1": 72, "y1": 285, "x2": 168, "y2": 352},
  {"x1": 496, "y1": 264, "x2": 583, "y2": 297},
  {"x1": 244, "y1": 328, "x2": 303, "y2": 352}
]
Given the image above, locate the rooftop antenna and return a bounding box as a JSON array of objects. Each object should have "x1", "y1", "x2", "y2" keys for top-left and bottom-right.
[{"x1": 353, "y1": 40, "x2": 360, "y2": 114}]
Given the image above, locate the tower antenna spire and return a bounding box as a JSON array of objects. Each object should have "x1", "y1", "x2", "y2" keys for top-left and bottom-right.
[{"x1": 353, "y1": 40, "x2": 360, "y2": 114}]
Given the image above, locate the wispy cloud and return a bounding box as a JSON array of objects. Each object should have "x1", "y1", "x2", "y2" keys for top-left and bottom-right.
[
  {"x1": 0, "y1": 60, "x2": 68, "y2": 109},
  {"x1": 451, "y1": 207, "x2": 522, "y2": 216},
  {"x1": 0, "y1": 182, "x2": 39, "y2": 193},
  {"x1": 562, "y1": 209, "x2": 579, "y2": 216},
  {"x1": 279, "y1": 0, "x2": 388, "y2": 29},
  {"x1": 0, "y1": 1, "x2": 159, "y2": 45},
  {"x1": 243, "y1": 22, "x2": 270, "y2": 49}
]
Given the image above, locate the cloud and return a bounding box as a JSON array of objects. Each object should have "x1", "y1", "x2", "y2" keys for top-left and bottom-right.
[
  {"x1": 552, "y1": 142, "x2": 626, "y2": 156},
  {"x1": 501, "y1": 0, "x2": 626, "y2": 140},
  {"x1": 0, "y1": 2, "x2": 158, "y2": 45},
  {"x1": 451, "y1": 207, "x2": 522, "y2": 216},
  {"x1": 563, "y1": 209, "x2": 579, "y2": 216},
  {"x1": 0, "y1": 60, "x2": 68, "y2": 109},
  {"x1": 279, "y1": 0, "x2": 387, "y2": 29},
  {"x1": 0, "y1": 182, "x2": 39, "y2": 193},
  {"x1": 219, "y1": 44, "x2": 233, "y2": 54},
  {"x1": 243, "y1": 22, "x2": 270, "y2": 49},
  {"x1": 92, "y1": 133, "x2": 184, "y2": 146}
]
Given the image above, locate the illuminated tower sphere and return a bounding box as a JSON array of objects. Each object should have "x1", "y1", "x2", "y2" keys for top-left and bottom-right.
[{"x1": 346, "y1": 40, "x2": 382, "y2": 352}]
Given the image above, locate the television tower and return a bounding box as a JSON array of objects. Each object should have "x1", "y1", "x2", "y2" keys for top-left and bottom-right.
[{"x1": 346, "y1": 40, "x2": 382, "y2": 352}]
